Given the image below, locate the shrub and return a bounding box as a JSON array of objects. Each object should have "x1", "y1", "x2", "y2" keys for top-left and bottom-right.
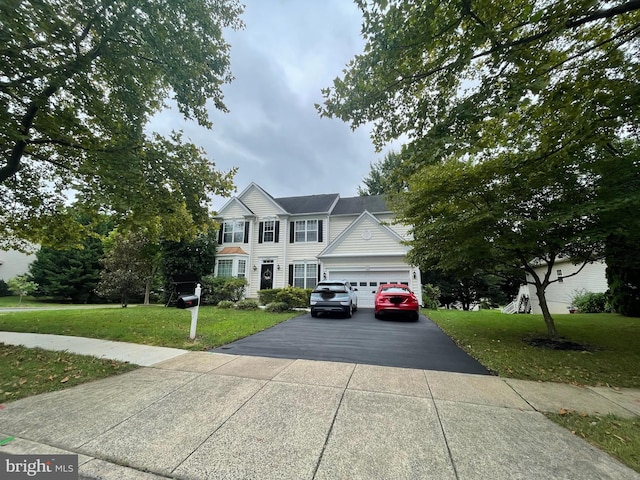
[
  {"x1": 258, "y1": 289, "x2": 278, "y2": 305},
  {"x1": 201, "y1": 276, "x2": 247, "y2": 305},
  {"x1": 0, "y1": 279, "x2": 10, "y2": 297},
  {"x1": 422, "y1": 283, "x2": 441, "y2": 309},
  {"x1": 571, "y1": 290, "x2": 610, "y2": 313},
  {"x1": 217, "y1": 300, "x2": 235, "y2": 309},
  {"x1": 265, "y1": 302, "x2": 290, "y2": 312},
  {"x1": 275, "y1": 287, "x2": 310, "y2": 308},
  {"x1": 236, "y1": 299, "x2": 259, "y2": 310}
]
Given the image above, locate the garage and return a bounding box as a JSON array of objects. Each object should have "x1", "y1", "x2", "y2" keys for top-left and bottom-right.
[{"x1": 329, "y1": 270, "x2": 411, "y2": 308}]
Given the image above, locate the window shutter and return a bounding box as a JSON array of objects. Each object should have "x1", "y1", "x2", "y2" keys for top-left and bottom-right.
[
  {"x1": 275, "y1": 221, "x2": 280, "y2": 243},
  {"x1": 318, "y1": 220, "x2": 323, "y2": 242},
  {"x1": 258, "y1": 222, "x2": 264, "y2": 243},
  {"x1": 289, "y1": 222, "x2": 295, "y2": 243},
  {"x1": 218, "y1": 227, "x2": 223, "y2": 244},
  {"x1": 288, "y1": 264, "x2": 294, "y2": 286},
  {"x1": 318, "y1": 266, "x2": 321, "y2": 281},
  {"x1": 244, "y1": 222, "x2": 250, "y2": 243}
]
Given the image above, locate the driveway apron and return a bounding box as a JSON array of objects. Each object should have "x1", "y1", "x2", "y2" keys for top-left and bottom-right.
[{"x1": 212, "y1": 309, "x2": 490, "y2": 375}]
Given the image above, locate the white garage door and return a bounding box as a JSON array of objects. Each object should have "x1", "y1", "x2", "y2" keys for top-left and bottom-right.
[{"x1": 336, "y1": 270, "x2": 411, "y2": 308}]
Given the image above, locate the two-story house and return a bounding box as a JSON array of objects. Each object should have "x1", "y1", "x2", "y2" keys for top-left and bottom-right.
[{"x1": 214, "y1": 183, "x2": 422, "y2": 308}]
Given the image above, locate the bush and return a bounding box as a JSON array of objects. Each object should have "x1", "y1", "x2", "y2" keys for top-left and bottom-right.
[
  {"x1": 275, "y1": 287, "x2": 310, "y2": 308},
  {"x1": 265, "y1": 302, "x2": 290, "y2": 312},
  {"x1": 217, "y1": 300, "x2": 235, "y2": 309},
  {"x1": 422, "y1": 283, "x2": 441, "y2": 309},
  {"x1": 201, "y1": 276, "x2": 247, "y2": 305},
  {"x1": 0, "y1": 279, "x2": 10, "y2": 297},
  {"x1": 260, "y1": 287, "x2": 311, "y2": 307},
  {"x1": 571, "y1": 290, "x2": 610, "y2": 313},
  {"x1": 236, "y1": 299, "x2": 259, "y2": 310},
  {"x1": 258, "y1": 289, "x2": 278, "y2": 305}
]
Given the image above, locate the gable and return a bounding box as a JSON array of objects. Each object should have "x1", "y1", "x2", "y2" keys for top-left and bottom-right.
[
  {"x1": 319, "y1": 211, "x2": 408, "y2": 258},
  {"x1": 216, "y1": 197, "x2": 254, "y2": 218}
]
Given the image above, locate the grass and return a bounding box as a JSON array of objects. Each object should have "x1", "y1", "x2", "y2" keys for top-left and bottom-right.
[
  {"x1": 424, "y1": 309, "x2": 640, "y2": 388},
  {"x1": 1, "y1": 303, "x2": 639, "y2": 471},
  {"x1": 426, "y1": 308, "x2": 640, "y2": 473},
  {"x1": 0, "y1": 295, "x2": 80, "y2": 308},
  {"x1": 0, "y1": 305, "x2": 301, "y2": 350},
  {"x1": 546, "y1": 412, "x2": 640, "y2": 473},
  {"x1": 0, "y1": 344, "x2": 138, "y2": 404}
]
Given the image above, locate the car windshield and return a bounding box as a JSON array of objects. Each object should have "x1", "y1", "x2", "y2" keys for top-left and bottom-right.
[
  {"x1": 313, "y1": 282, "x2": 348, "y2": 293},
  {"x1": 381, "y1": 286, "x2": 410, "y2": 294}
]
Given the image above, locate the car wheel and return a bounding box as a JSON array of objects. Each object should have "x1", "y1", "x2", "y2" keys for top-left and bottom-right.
[
  {"x1": 346, "y1": 304, "x2": 353, "y2": 318},
  {"x1": 311, "y1": 310, "x2": 318, "y2": 318},
  {"x1": 411, "y1": 311, "x2": 419, "y2": 321},
  {"x1": 353, "y1": 303, "x2": 358, "y2": 312}
]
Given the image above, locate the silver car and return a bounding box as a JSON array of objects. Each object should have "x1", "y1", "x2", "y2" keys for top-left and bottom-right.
[{"x1": 310, "y1": 280, "x2": 358, "y2": 318}]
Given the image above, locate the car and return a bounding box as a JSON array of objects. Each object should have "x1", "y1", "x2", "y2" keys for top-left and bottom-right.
[
  {"x1": 310, "y1": 280, "x2": 358, "y2": 318},
  {"x1": 374, "y1": 283, "x2": 420, "y2": 321}
]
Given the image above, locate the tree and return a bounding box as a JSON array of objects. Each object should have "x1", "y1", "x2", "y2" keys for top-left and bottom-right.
[
  {"x1": 319, "y1": 0, "x2": 640, "y2": 338},
  {"x1": 28, "y1": 216, "x2": 111, "y2": 303},
  {"x1": 95, "y1": 230, "x2": 160, "y2": 307},
  {"x1": 7, "y1": 275, "x2": 38, "y2": 304},
  {"x1": 358, "y1": 150, "x2": 408, "y2": 195},
  {"x1": 0, "y1": 0, "x2": 242, "y2": 250},
  {"x1": 161, "y1": 231, "x2": 218, "y2": 302}
]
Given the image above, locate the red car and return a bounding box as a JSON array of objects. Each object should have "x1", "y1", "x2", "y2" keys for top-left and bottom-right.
[{"x1": 374, "y1": 284, "x2": 420, "y2": 321}]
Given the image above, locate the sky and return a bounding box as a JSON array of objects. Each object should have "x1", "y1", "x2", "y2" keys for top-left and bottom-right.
[{"x1": 148, "y1": 0, "x2": 393, "y2": 210}]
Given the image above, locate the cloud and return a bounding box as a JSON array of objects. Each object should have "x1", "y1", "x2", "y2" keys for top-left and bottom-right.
[{"x1": 148, "y1": 0, "x2": 393, "y2": 208}]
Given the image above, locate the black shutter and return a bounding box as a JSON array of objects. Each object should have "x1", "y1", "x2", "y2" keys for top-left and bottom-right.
[
  {"x1": 289, "y1": 222, "x2": 295, "y2": 243},
  {"x1": 317, "y1": 265, "x2": 321, "y2": 281},
  {"x1": 318, "y1": 220, "x2": 323, "y2": 242},
  {"x1": 218, "y1": 226, "x2": 223, "y2": 244},
  {"x1": 288, "y1": 264, "x2": 294, "y2": 286},
  {"x1": 275, "y1": 221, "x2": 280, "y2": 243},
  {"x1": 244, "y1": 221, "x2": 250, "y2": 243},
  {"x1": 258, "y1": 222, "x2": 264, "y2": 243}
]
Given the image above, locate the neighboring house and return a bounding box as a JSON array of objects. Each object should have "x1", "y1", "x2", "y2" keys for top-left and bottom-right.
[
  {"x1": 505, "y1": 258, "x2": 608, "y2": 315},
  {"x1": 214, "y1": 183, "x2": 421, "y2": 308},
  {"x1": 0, "y1": 249, "x2": 36, "y2": 282}
]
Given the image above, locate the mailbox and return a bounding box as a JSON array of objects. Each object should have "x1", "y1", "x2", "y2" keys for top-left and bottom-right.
[{"x1": 176, "y1": 295, "x2": 199, "y2": 309}]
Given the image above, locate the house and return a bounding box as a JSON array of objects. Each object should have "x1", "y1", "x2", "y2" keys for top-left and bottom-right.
[
  {"x1": 505, "y1": 258, "x2": 608, "y2": 315},
  {"x1": 214, "y1": 183, "x2": 421, "y2": 307},
  {"x1": 0, "y1": 249, "x2": 36, "y2": 282}
]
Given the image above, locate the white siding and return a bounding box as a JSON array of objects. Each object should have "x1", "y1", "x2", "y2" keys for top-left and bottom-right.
[
  {"x1": 328, "y1": 218, "x2": 405, "y2": 257},
  {"x1": 527, "y1": 260, "x2": 608, "y2": 314}
]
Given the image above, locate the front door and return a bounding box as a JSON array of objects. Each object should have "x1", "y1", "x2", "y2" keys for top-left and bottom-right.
[{"x1": 260, "y1": 263, "x2": 274, "y2": 290}]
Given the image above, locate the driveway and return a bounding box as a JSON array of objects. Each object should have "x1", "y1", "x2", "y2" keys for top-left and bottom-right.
[{"x1": 211, "y1": 309, "x2": 491, "y2": 375}]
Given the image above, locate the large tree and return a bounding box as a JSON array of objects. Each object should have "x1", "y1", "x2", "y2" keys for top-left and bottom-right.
[
  {"x1": 1, "y1": 0, "x2": 241, "y2": 250},
  {"x1": 319, "y1": 0, "x2": 640, "y2": 337}
]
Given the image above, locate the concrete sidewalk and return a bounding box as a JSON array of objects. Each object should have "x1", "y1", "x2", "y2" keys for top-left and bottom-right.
[{"x1": 1, "y1": 332, "x2": 639, "y2": 479}]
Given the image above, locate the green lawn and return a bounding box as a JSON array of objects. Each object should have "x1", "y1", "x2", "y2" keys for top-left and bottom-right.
[
  {"x1": 425, "y1": 309, "x2": 640, "y2": 388},
  {"x1": 0, "y1": 305, "x2": 301, "y2": 350},
  {"x1": 1, "y1": 344, "x2": 137, "y2": 403}
]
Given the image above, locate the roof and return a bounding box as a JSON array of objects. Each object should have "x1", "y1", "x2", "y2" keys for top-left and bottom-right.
[
  {"x1": 331, "y1": 195, "x2": 389, "y2": 215},
  {"x1": 274, "y1": 193, "x2": 340, "y2": 215},
  {"x1": 218, "y1": 247, "x2": 249, "y2": 255}
]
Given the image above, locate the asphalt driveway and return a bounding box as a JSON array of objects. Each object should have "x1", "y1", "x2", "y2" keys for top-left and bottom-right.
[{"x1": 211, "y1": 309, "x2": 491, "y2": 375}]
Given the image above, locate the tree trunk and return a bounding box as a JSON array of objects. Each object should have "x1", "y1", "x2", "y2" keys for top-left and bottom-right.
[
  {"x1": 144, "y1": 277, "x2": 151, "y2": 305},
  {"x1": 534, "y1": 282, "x2": 558, "y2": 338}
]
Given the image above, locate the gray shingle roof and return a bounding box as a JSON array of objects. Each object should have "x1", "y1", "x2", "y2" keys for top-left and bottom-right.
[
  {"x1": 331, "y1": 195, "x2": 389, "y2": 215},
  {"x1": 274, "y1": 194, "x2": 339, "y2": 214}
]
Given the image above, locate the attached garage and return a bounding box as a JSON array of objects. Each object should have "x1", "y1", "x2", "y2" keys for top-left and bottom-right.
[{"x1": 325, "y1": 269, "x2": 412, "y2": 308}]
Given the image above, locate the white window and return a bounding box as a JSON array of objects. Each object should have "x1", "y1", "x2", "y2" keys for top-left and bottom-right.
[
  {"x1": 295, "y1": 220, "x2": 317, "y2": 242},
  {"x1": 293, "y1": 262, "x2": 317, "y2": 289},
  {"x1": 263, "y1": 220, "x2": 275, "y2": 243},
  {"x1": 223, "y1": 220, "x2": 245, "y2": 243},
  {"x1": 238, "y1": 260, "x2": 246, "y2": 278},
  {"x1": 217, "y1": 259, "x2": 233, "y2": 277}
]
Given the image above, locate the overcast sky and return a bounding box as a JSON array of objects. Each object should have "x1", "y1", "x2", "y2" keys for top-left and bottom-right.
[{"x1": 148, "y1": 0, "x2": 393, "y2": 210}]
